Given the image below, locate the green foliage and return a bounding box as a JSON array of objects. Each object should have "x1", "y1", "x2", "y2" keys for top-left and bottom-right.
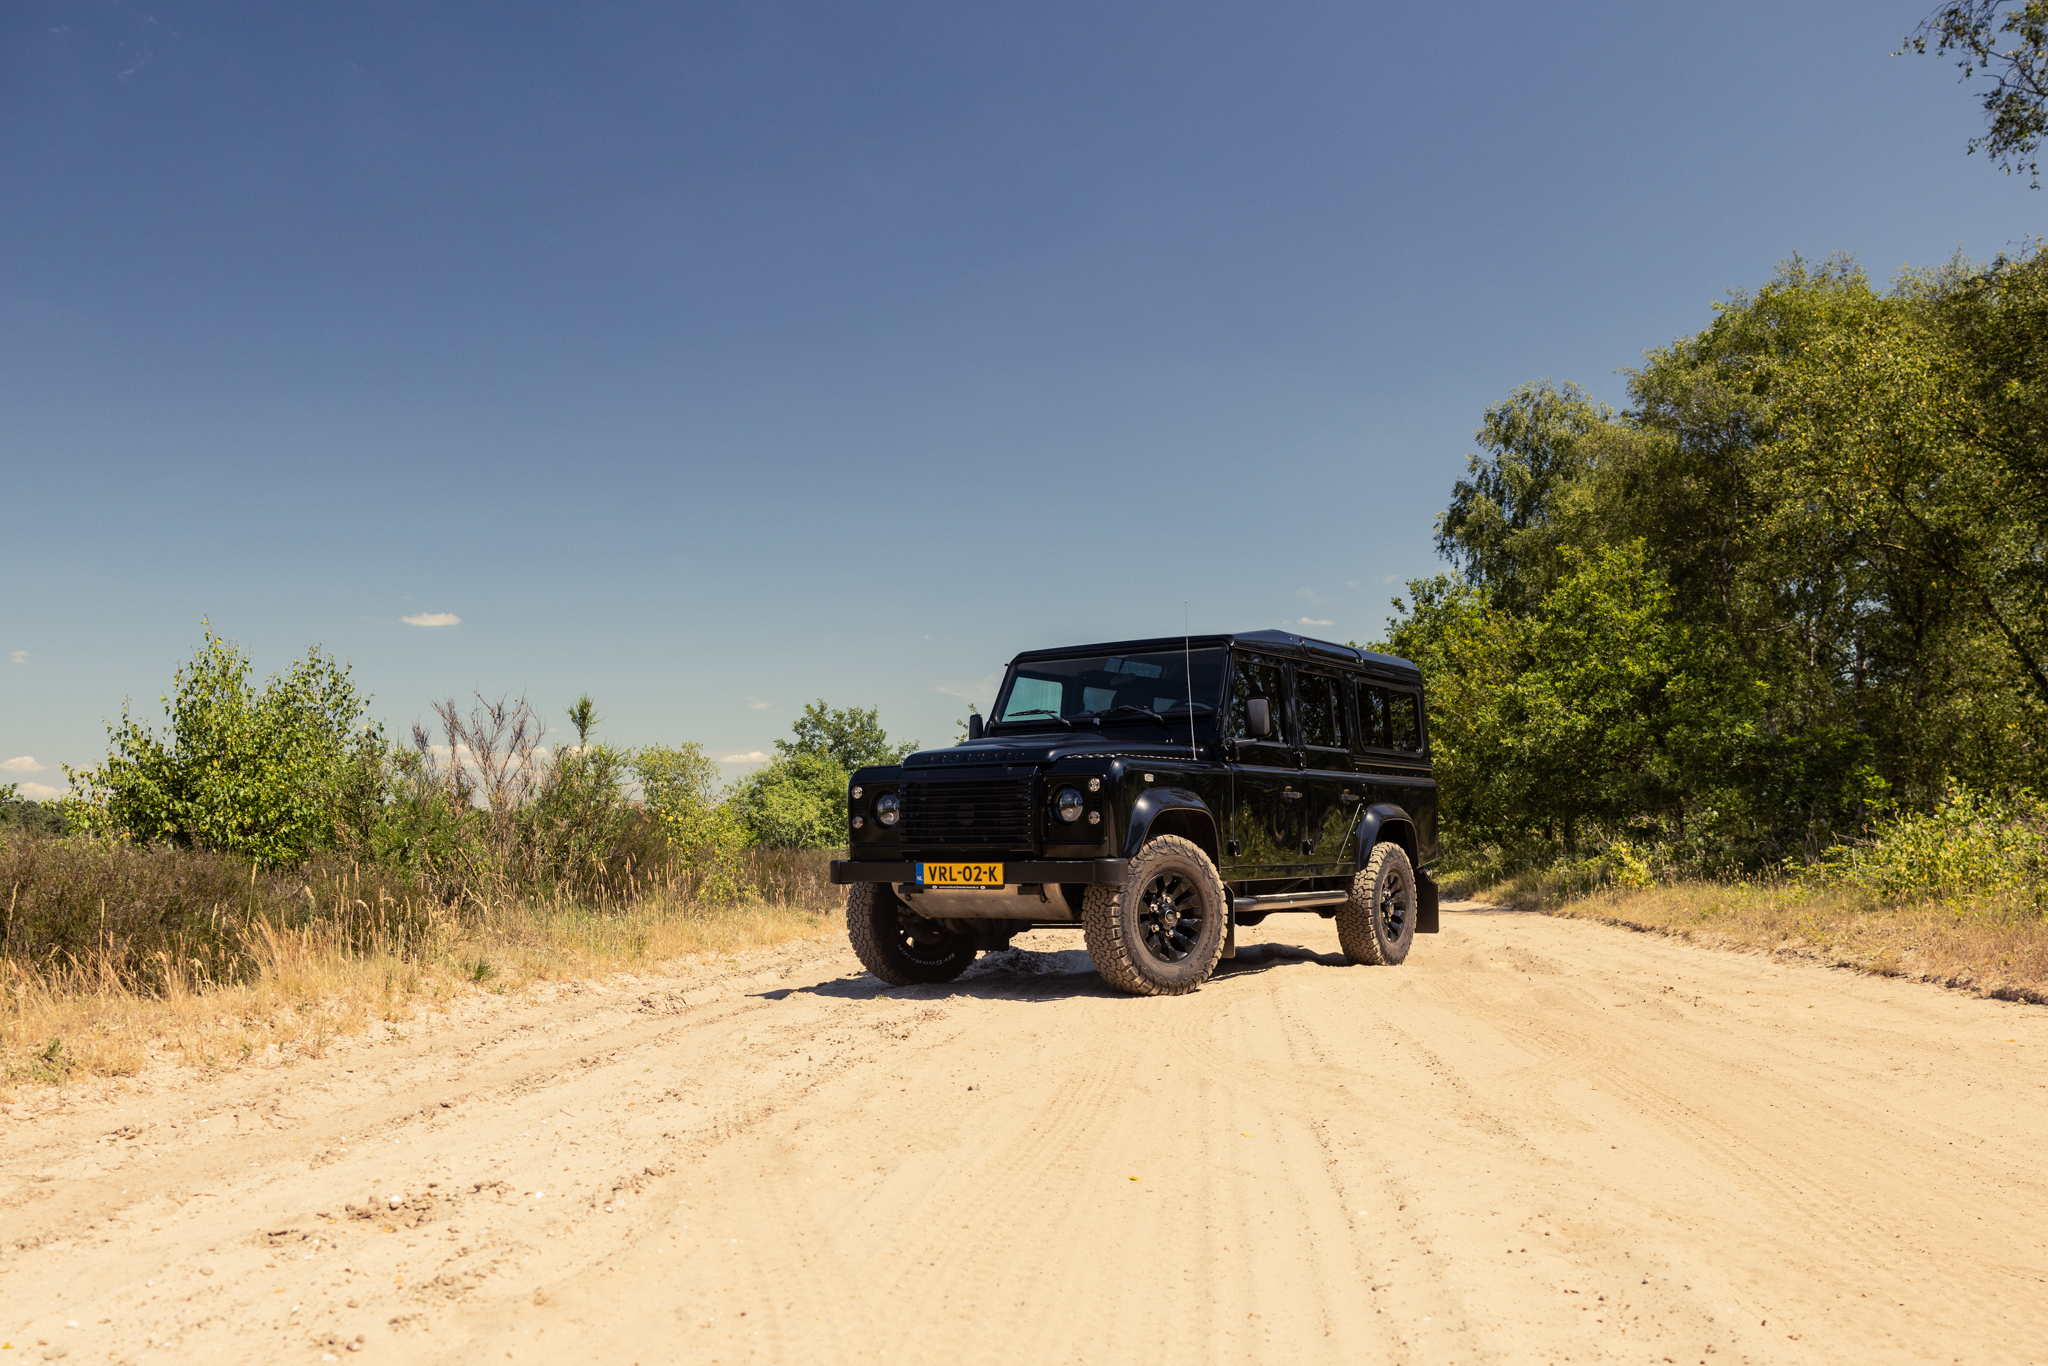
[
  {"x1": 1802, "y1": 783, "x2": 2048, "y2": 902},
  {"x1": 66, "y1": 630, "x2": 384, "y2": 868},
  {"x1": 1398, "y1": 247, "x2": 2048, "y2": 883},
  {"x1": 777, "y1": 700, "x2": 917, "y2": 770},
  {"x1": 726, "y1": 751, "x2": 849, "y2": 849},
  {"x1": 0, "y1": 785, "x2": 65, "y2": 837},
  {"x1": 1436, "y1": 381, "x2": 1619, "y2": 614},
  {"x1": 1908, "y1": 1, "x2": 2048, "y2": 185},
  {"x1": 631, "y1": 743, "x2": 752, "y2": 901}
]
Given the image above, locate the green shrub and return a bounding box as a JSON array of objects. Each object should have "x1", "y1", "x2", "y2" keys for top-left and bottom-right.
[
  {"x1": 0, "y1": 785, "x2": 65, "y2": 838},
  {"x1": 726, "y1": 752, "x2": 847, "y2": 849},
  {"x1": 1800, "y1": 783, "x2": 2048, "y2": 903},
  {"x1": 66, "y1": 630, "x2": 382, "y2": 868}
]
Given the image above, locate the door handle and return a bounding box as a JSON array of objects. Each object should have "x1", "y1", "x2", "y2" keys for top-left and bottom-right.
[
  {"x1": 1340, "y1": 792, "x2": 1361, "y2": 803},
  {"x1": 1281, "y1": 788, "x2": 1303, "y2": 800}
]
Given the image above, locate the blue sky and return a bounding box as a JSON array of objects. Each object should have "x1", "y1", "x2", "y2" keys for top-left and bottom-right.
[{"x1": 2, "y1": 0, "x2": 2040, "y2": 797}]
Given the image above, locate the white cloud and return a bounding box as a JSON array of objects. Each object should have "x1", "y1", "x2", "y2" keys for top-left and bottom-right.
[
  {"x1": 746, "y1": 698, "x2": 770, "y2": 711},
  {"x1": 402, "y1": 612, "x2": 461, "y2": 627},
  {"x1": 2, "y1": 756, "x2": 48, "y2": 773},
  {"x1": 1295, "y1": 617, "x2": 1335, "y2": 627},
  {"x1": 14, "y1": 782, "x2": 62, "y2": 801},
  {"x1": 9, "y1": 650, "x2": 25, "y2": 664},
  {"x1": 719, "y1": 751, "x2": 769, "y2": 764}
]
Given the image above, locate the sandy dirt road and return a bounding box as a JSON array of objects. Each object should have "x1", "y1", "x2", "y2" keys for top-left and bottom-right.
[{"x1": 3, "y1": 904, "x2": 2046, "y2": 1365}]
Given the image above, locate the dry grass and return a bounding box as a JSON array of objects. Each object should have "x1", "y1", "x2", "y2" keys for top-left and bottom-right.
[
  {"x1": 1474, "y1": 875, "x2": 2048, "y2": 1005},
  {"x1": 1, "y1": 845, "x2": 845, "y2": 1092}
]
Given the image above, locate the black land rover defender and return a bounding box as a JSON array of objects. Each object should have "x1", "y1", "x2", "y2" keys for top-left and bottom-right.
[{"x1": 829, "y1": 630, "x2": 1440, "y2": 996}]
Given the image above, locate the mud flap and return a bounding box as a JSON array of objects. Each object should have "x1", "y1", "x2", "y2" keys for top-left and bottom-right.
[
  {"x1": 1416, "y1": 868, "x2": 1440, "y2": 934},
  {"x1": 1223, "y1": 900, "x2": 1237, "y2": 958}
]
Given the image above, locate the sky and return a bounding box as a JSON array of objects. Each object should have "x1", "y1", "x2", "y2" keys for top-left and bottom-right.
[{"x1": 3, "y1": 0, "x2": 2041, "y2": 798}]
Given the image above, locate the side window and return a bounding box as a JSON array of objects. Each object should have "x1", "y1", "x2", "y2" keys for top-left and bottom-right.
[
  {"x1": 1385, "y1": 690, "x2": 1421, "y2": 752},
  {"x1": 1354, "y1": 681, "x2": 1389, "y2": 750},
  {"x1": 1298, "y1": 672, "x2": 1345, "y2": 749},
  {"x1": 1229, "y1": 655, "x2": 1291, "y2": 742}
]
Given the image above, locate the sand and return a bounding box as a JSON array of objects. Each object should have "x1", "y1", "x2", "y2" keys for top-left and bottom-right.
[{"x1": 3, "y1": 903, "x2": 2045, "y2": 1364}]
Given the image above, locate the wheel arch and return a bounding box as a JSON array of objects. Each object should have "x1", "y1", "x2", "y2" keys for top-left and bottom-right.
[
  {"x1": 1122, "y1": 789, "x2": 1221, "y2": 865},
  {"x1": 1354, "y1": 802, "x2": 1418, "y2": 869}
]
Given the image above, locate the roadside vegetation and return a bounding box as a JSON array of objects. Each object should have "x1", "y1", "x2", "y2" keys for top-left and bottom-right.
[
  {"x1": 1, "y1": 633, "x2": 910, "y2": 1086},
  {"x1": 1395, "y1": 245, "x2": 2048, "y2": 1000}
]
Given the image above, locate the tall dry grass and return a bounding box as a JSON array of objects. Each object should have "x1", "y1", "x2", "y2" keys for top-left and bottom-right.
[{"x1": 1, "y1": 837, "x2": 843, "y2": 1090}]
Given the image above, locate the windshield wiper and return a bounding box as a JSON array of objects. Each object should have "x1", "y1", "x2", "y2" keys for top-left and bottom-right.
[
  {"x1": 1096, "y1": 705, "x2": 1166, "y2": 725},
  {"x1": 995, "y1": 709, "x2": 1074, "y2": 731}
]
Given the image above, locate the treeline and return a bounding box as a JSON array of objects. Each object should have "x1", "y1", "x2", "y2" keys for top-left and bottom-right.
[
  {"x1": 1384, "y1": 248, "x2": 2048, "y2": 879},
  {"x1": 39, "y1": 629, "x2": 907, "y2": 906}
]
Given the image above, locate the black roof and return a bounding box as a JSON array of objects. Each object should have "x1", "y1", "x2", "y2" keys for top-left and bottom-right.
[{"x1": 1010, "y1": 630, "x2": 1421, "y2": 681}]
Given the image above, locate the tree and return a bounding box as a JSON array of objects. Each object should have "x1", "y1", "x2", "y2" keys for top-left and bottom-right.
[
  {"x1": 776, "y1": 701, "x2": 917, "y2": 770},
  {"x1": 1907, "y1": 1, "x2": 2048, "y2": 185},
  {"x1": 725, "y1": 752, "x2": 848, "y2": 848},
  {"x1": 67, "y1": 630, "x2": 383, "y2": 867},
  {"x1": 1387, "y1": 250, "x2": 2048, "y2": 873},
  {"x1": 1435, "y1": 381, "x2": 1620, "y2": 614}
]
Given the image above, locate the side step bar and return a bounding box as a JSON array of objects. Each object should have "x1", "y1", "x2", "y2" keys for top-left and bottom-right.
[{"x1": 1230, "y1": 889, "x2": 1350, "y2": 911}]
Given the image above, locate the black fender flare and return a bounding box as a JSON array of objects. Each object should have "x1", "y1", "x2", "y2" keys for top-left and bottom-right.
[
  {"x1": 1121, "y1": 788, "x2": 1221, "y2": 864},
  {"x1": 1352, "y1": 802, "x2": 1418, "y2": 869},
  {"x1": 1353, "y1": 803, "x2": 1437, "y2": 932}
]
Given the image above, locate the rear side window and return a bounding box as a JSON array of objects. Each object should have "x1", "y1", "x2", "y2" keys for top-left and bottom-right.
[
  {"x1": 1229, "y1": 655, "x2": 1291, "y2": 741},
  {"x1": 1385, "y1": 690, "x2": 1422, "y2": 751},
  {"x1": 1297, "y1": 672, "x2": 1346, "y2": 749},
  {"x1": 1356, "y1": 682, "x2": 1423, "y2": 753}
]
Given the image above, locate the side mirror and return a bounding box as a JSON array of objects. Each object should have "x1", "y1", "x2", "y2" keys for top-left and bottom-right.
[
  {"x1": 967, "y1": 712, "x2": 984, "y2": 741},
  {"x1": 1245, "y1": 697, "x2": 1272, "y2": 739}
]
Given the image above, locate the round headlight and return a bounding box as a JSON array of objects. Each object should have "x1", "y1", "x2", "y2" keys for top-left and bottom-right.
[
  {"x1": 1055, "y1": 786, "x2": 1085, "y2": 823},
  {"x1": 874, "y1": 792, "x2": 900, "y2": 826}
]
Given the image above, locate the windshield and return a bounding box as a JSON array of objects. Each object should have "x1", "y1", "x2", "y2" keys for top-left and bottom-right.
[{"x1": 992, "y1": 648, "x2": 1225, "y2": 726}]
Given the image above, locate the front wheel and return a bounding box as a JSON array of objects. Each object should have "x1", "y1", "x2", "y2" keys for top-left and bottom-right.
[
  {"x1": 1338, "y1": 842, "x2": 1416, "y2": 966},
  {"x1": 1083, "y1": 836, "x2": 1228, "y2": 996},
  {"x1": 846, "y1": 883, "x2": 977, "y2": 985}
]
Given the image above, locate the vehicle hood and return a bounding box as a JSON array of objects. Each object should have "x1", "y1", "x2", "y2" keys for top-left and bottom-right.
[{"x1": 902, "y1": 733, "x2": 1202, "y2": 769}]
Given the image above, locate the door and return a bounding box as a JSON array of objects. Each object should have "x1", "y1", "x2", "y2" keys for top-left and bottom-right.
[
  {"x1": 1224, "y1": 652, "x2": 1306, "y2": 882},
  {"x1": 1296, "y1": 668, "x2": 1361, "y2": 879}
]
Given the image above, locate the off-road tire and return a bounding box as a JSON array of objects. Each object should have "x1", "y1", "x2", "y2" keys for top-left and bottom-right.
[
  {"x1": 1083, "y1": 835, "x2": 1229, "y2": 996},
  {"x1": 846, "y1": 882, "x2": 977, "y2": 986},
  {"x1": 1338, "y1": 841, "x2": 1416, "y2": 966}
]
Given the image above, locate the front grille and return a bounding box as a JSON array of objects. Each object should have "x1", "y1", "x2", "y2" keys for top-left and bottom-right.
[{"x1": 901, "y1": 777, "x2": 1035, "y2": 847}]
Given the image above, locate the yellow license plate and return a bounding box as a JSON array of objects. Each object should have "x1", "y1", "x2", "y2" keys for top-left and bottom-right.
[{"x1": 918, "y1": 861, "x2": 1004, "y2": 888}]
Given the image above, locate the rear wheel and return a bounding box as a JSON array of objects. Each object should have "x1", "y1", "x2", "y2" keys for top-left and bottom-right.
[
  {"x1": 846, "y1": 882, "x2": 977, "y2": 985},
  {"x1": 1338, "y1": 842, "x2": 1416, "y2": 966},
  {"x1": 1083, "y1": 836, "x2": 1228, "y2": 996}
]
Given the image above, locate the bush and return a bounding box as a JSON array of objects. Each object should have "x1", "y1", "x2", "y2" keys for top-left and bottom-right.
[
  {"x1": 726, "y1": 752, "x2": 848, "y2": 849},
  {"x1": 66, "y1": 631, "x2": 382, "y2": 868},
  {"x1": 0, "y1": 786, "x2": 64, "y2": 838},
  {"x1": 1800, "y1": 784, "x2": 2048, "y2": 903}
]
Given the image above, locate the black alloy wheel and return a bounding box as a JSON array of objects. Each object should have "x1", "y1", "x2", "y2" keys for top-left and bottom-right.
[
  {"x1": 1135, "y1": 870, "x2": 1205, "y2": 964},
  {"x1": 1082, "y1": 835, "x2": 1229, "y2": 996}
]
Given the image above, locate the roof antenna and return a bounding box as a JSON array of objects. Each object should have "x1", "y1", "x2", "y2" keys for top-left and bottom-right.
[{"x1": 1185, "y1": 602, "x2": 1198, "y2": 763}]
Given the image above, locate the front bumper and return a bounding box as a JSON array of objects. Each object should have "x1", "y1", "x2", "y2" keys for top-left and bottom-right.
[{"x1": 828, "y1": 859, "x2": 1130, "y2": 886}]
